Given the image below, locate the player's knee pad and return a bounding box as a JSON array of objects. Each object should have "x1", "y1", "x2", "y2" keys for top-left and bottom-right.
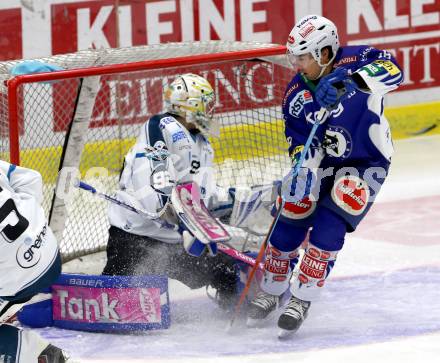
[
  {"x1": 260, "y1": 242, "x2": 300, "y2": 296},
  {"x1": 290, "y1": 243, "x2": 338, "y2": 302},
  {"x1": 309, "y1": 207, "x2": 347, "y2": 251},
  {"x1": 270, "y1": 217, "x2": 308, "y2": 251}
]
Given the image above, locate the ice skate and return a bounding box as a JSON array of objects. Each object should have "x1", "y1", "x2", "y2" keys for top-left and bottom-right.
[
  {"x1": 277, "y1": 295, "x2": 310, "y2": 339},
  {"x1": 38, "y1": 343, "x2": 68, "y2": 363},
  {"x1": 246, "y1": 292, "x2": 279, "y2": 327}
]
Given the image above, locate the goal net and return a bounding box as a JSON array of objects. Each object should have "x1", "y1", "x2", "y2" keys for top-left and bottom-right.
[{"x1": 0, "y1": 41, "x2": 293, "y2": 261}]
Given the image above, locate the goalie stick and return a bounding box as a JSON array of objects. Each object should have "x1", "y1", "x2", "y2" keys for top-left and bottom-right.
[
  {"x1": 228, "y1": 106, "x2": 330, "y2": 329},
  {"x1": 75, "y1": 181, "x2": 263, "y2": 269},
  {"x1": 76, "y1": 181, "x2": 173, "y2": 224}
]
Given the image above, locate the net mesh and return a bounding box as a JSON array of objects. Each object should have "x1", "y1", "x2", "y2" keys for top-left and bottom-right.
[{"x1": 0, "y1": 41, "x2": 293, "y2": 261}]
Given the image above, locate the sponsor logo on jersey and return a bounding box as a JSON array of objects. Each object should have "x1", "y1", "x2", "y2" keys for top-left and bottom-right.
[
  {"x1": 308, "y1": 247, "x2": 320, "y2": 258},
  {"x1": 323, "y1": 125, "x2": 352, "y2": 158},
  {"x1": 331, "y1": 175, "x2": 370, "y2": 216},
  {"x1": 289, "y1": 90, "x2": 313, "y2": 118},
  {"x1": 278, "y1": 196, "x2": 316, "y2": 220},
  {"x1": 300, "y1": 253, "x2": 328, "y2": 279},
  {"x1": 299, "y1": 23, "x2": 316, "y2": 38},
  {"x1": 282, "y1": 82, "x2": 299, "y2": 108},
  {"x1": 298, "y1": 273, "x2": 309, "y2": 284},
  {"x1": 172, "y1": 130, "x2": 187, "y2": 143},
  {"x1": 334, "y1": 56, "x2": 357, "y2": 66},
  {"x1": 305, "y1": 108, "x2": 330, "y2": 125},
  {"x1": 321, "y1": 251, "x2": 331, "y2": 260},
  {"x1": 16, "y1": 224, "x2": 47, "y2": 269},
  {"x1": 360, "y1": 47, "x2": 374, "y2": 61},
  {"x1": 317, "y1": 280, "x2": 325, "y2": 287},
  {"x1": 273, "y1": 275, "x2": 287, "y2": 282},
  {"x1": 361, "y1": 63, "x2": 382, "y2": 76},
  {"x1": 264, "y1": 257, "x2": 290, "y2": 275},
  {"x1": 268, "y1": 245, "x2": 281, "y2": 257},
  {"x1": 374, "y1": 60, "x2": 400, "y2": 76},
  {"x1": 159, "y1": 116, "x2": 175, "y2": 129}
]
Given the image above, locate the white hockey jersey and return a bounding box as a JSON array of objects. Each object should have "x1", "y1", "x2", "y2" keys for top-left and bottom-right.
[
  {"x1": 0, "y1": 160, "x2": 58, "y2": 297},
  {"x1": 108, "y1": 113, "x2": 229, "y2": 243}
]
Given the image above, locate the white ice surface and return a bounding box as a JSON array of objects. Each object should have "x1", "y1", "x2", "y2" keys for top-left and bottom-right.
[{"x1": 37, "y1": 135, "x2": 440, "y2": 363}]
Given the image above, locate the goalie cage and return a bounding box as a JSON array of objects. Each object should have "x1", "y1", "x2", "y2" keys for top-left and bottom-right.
[{"x1": 0, "y1": 41, "x2": 292, "y2": 262}]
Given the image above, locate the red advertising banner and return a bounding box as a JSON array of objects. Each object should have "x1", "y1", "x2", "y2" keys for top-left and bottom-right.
[
  {"x1": 0, "y1": 7, "x2": 22, "y2": 60},
  {"x1": 0, "y1": 0, "x2": 439, "y2": 93},
  {"x1": 51, "y1": 60, "x2": 288, "y2": 131}
]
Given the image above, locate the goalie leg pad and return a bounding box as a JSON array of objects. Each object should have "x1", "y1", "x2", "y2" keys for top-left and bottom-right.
[{"x1": 18, "y1": 273, "x2": 170, "y2": 332}]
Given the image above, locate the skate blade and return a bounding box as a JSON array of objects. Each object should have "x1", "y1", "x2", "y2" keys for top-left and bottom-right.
[
  {"x1": 246, "y1": 317, "x2": 265, "y2": 328},
  {"x1": 278, "y1": 328, "x2": 296, "y2": 339},
  {"x1": 246, "y1": 310, "x2": 277, "y2": 328}
]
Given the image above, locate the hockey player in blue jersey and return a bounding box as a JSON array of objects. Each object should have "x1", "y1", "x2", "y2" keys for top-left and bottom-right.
[{"x1": 247, "y1": 15, "x2": 403, "y2": 338}]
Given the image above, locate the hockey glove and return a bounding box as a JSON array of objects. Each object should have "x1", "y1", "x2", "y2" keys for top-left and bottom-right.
[
  {"x1": 182, "y1": 230, "x2": 217, "y2": 257},
  {"x1": 315, "y1": 67, "x2": 358, "y2": 109},
  {"x1": 281, "y1": 166, "x2": 316, "y2": 203}
]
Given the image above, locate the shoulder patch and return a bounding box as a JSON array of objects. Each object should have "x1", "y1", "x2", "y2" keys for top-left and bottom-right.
[{"x1": 159, "y1": 116, "x2": 176, "y2": 130}]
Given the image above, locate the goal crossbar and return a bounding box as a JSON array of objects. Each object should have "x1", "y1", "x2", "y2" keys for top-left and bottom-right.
[{"x1": 7, "y1": 44, "x2": 287, "y2": 165}]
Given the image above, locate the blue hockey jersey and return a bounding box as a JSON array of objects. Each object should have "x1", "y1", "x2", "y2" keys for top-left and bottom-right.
[{"x1": 282, "y1": 45, "x2": 403, "y2": 170}]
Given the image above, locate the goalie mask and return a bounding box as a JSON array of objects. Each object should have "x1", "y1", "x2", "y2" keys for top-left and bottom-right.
[
  {"x1": 286, "y1": 15, "x2": 339, "y2": 77},
  {"x1": 164, "y1": 74, "x2": 217, "y2": 137}
]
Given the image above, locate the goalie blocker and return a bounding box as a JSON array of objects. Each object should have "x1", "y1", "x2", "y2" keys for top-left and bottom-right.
[{"x1": 18, "y1": 273, "x2": 170, "y2": 332}]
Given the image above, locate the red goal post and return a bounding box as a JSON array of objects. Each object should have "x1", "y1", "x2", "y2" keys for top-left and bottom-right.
[{"x1": 0, "y1": 41, "x2": 293, "y2": 261}]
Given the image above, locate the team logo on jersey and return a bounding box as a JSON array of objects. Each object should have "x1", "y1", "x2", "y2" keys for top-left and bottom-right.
[
  {"x1": 331, "y1": 175, "x2": 370, "y2": 216},
  {"x1": 277, "y1": 196, "x2": 316, "y2": 220},
  {"x1": 323, "y1": 125, "x2": 352, "y2": 158},
  {"x1": 145, "y1": 141, "x2": 169, "y2": 161},
  {"x1": 289, "y1": 90, "x2": 313, "y2": 118},
  {"x1": 16, "y1": 225, "x2": 47, "y2": 269}
]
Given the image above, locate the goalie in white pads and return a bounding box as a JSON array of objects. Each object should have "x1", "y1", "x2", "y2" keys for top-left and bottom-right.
[
  {"x1": 0, "y1": 161, "x2": 67, "y2": 362},
  {"x1": 102, "y1": 73, "x2": 258, "y2": 309}
]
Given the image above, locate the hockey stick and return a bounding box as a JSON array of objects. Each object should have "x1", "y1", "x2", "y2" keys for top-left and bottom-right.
[
  {"x1": 217, "y1": 243, "x2": 264, "y2": 270},
  {"x1": 76, "y1": 181, "x2": 172, "y2": 223},
  {"x1": 227, "y1": 107, "x2": 328, "y2": 329},
  {"x1": 76, "y1": 181, "x2": 264, "y2": 268}
]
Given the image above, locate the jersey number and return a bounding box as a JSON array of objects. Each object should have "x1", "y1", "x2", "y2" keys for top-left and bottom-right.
[
  {"x1": 0, "y1": 186, "x2": 29, "y2": 243},
  {"x1": 190, "y1": 160, "x2": 200, "y2": 174}
]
